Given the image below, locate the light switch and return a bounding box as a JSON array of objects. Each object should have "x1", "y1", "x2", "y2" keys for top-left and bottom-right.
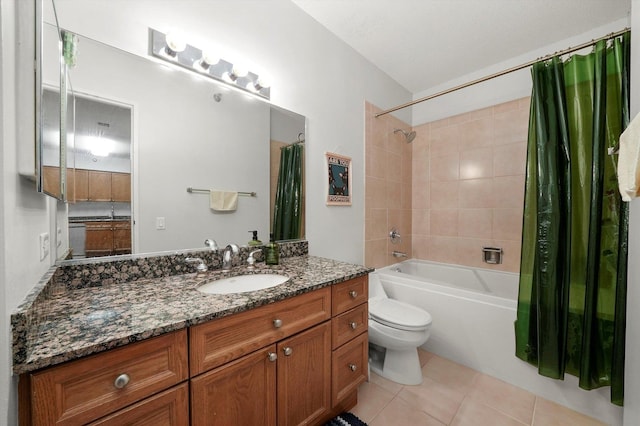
[{"x1": 156, "y1": 217, "x2": 166, "y2": 230}]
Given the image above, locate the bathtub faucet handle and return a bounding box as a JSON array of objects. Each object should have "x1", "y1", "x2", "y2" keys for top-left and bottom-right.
[{"x1": 392, "y1": 251, "x2": 408, "y2": 258}]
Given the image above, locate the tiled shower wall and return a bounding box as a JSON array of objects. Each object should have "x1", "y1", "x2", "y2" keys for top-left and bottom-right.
[
  {"x1": 365, "y1": 97, "x2": 530, "y2": 272},
  {"x1": 364, "y1": 102, "x2": 412, "y2": 268}
]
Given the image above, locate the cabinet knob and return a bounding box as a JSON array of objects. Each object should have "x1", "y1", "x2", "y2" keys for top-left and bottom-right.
[
  {"x1": 283, "y1": 347, "x2": 293, "y2": 356},
  {"x1": 267, "y1": 352, "x2": 278, "y2": 362},
  {"x1": 114, "y1": 373, "x2": 130, "y2": 389},
  {"x1": 349, "y1": 290, "x2": 358, "y2": 298},
  {"x1": 273, "y1": 319, "x2": 283, "y2": 328},
  {"x1": 350, "y1": 322, "x2": 358, "y2": 330},
  {"x1": 349, "y1": 364, "x2": 357, "y2": 372}
]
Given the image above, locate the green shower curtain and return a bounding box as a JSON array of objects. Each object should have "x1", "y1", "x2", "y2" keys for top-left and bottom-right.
[
  {"x1": 514, "y1": 32, "x2": 630, "y2": 406},
  {"x1": 273, "y1": 143, "x2": 303, "y2": 240}
]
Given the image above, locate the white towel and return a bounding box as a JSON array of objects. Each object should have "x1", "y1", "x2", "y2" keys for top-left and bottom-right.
[
  {"x1": 617, "y1": 112, "x2": 640, "y2": 202},
  {"x1": 209, "y1": 190, "x2": 238, "y2": 211}
]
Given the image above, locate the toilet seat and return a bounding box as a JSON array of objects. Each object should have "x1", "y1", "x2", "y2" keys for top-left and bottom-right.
[{"x1": 369, "y1": 297, "x2": 432, "y2": 331}]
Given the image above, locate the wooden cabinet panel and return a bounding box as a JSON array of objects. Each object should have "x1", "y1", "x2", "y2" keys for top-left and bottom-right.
[
  {"x1": 85, "y1": 221, "x2": 131, "y2": 257},
  {"x1": 42, "y1": 165, "x2": 61, "y2": 198},
  {"x1": 277, "y1": 322, "x2": 331, "y2": 426},
  {"x1": 113, "y1": 221, "x2": 132, "y2": 254},
  {"x1": 190, "y1": 287, "x2": 331, "y2": 375},
  {"x1": 332, "y1": 275, "x2": 368, "y2": 316},
  {"x1": 69, "y1": 169, "x2": 89, "y2": 202},
  {"x1": 88, "y1": 383, "x2": 189, "y2": 426},
  {"x1": 191, "y1": 345, "x2": 277, "y2": 426},
  {"x1": 111, "y1": 172, "x2": 131, "y2": 202},
  {"x1": 30, "y1": 330, "x2": 188, "y2": 426},
  {"x1": 331, "y1": 332, "x2": 368, "y2": 406},
  {"x1": 332, "y1": 303, "x2": 368, "y2": 350},
  {"x1": 88, "y1": 170, "x2": 112, "y2": 201}
]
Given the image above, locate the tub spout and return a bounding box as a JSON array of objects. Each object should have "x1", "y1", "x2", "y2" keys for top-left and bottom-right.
[{"x1": 392, "y1": 251, "x2": 408, "y2": 258}]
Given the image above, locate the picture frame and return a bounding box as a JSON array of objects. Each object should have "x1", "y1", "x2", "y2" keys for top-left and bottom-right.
[{"x1": 326, "y1": 152, "x2": 352, "y2": 206}]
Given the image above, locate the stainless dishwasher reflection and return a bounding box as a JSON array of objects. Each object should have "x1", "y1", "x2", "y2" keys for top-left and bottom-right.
[{"x1": 69, "y1": 223, "x2": 86, "y2": 258}]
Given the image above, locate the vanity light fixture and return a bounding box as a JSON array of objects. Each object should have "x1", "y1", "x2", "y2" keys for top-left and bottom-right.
[{"x1": 149, "y1": 28, "x2": 271, "y2": 100}]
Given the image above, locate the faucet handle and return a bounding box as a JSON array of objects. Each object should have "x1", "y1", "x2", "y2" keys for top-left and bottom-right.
[
  {"x1": 204, "y1": 239, "x2": 219, "y2": 250},
  {"x1": 247, "y1": 249, "x2": 262, "y2": 269}
]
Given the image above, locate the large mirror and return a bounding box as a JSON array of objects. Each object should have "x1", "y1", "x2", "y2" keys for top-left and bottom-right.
[{"x1": 40, "y1": 7, "x2": 306, "y2": 261}]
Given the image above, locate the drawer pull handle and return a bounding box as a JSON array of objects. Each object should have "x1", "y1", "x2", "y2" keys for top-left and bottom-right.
[
  {"x1": 349, "y1": 290, "x2": 358, "y2": 298},
  {"x1": 114, "y1": 373, "x2": 130, "y2": 389},
  {"x1": 273, "y1": 319, "x2": 283, "y2": 328},
  {"x1": 267, "y1": 352, "x2": 278, "y2": 362},
  {"x1": 283, "y1": 347, "x2": 293, "y2": 356},
  {"x1": 350, "y1": 322, "x2": 358, "y2": 330},
  {"x1": 349, "y1": 364, "x2": 357, "y2": 372}
]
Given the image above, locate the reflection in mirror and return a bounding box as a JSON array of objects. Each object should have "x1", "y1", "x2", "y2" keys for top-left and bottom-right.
[
  {"x1": 38, "y1": 7, "x2": 64, "y2": 199},
  {"x1": 43, "y1": 26, "x2": 306, "y2": 262}
]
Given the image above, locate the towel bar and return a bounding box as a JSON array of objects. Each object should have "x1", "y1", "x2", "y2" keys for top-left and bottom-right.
[{"x1": 187, "y1": 187, "x2": 257, "y2": 197}]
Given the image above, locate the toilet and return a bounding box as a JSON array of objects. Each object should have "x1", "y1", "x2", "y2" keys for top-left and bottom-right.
[{"x1": 368, "y1": 272, "x2": 432, "y2": 385}]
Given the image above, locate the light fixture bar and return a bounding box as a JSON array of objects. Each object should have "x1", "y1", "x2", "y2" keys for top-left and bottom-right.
[{"x1": 149, "y1": 28, "x2": 271, "y2": 100}]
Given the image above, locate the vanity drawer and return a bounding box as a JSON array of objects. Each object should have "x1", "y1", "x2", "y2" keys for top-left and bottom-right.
[
  {"x1": 29, "y1": 330, "x2": 188, "y2": 426},
  {"x1": 190, "y1": 287, "x2": 331, "y2": 376},
  {"x1": 88, "y1": 383, "x2": 189, "y2": 425},
  {"x1": 331, "y1": 331, "x2": 368, "y2": 406},
  {"x1": 332, "y1": 275, "x2": 368, "y2": 316},
  {"x1": 332, "y1": 303, "x2": 368, "y2": 349}
]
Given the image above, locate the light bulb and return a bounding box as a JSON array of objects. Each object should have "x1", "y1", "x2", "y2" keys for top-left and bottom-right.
[
  {"x1": 255, "y1": 76, "x2": 271, "y2": 90},
  {"x1": 195, "y1": 51, "x2": 219, "y2": 71},
  {"x1": 164, "y1": 32, "x2": 186, "y2": 57}
]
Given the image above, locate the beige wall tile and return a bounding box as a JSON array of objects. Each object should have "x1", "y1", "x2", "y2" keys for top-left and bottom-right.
[
  {"x1": 458, "y1": 209, "x2": 492, "y2": 238},
  {"x1": 412, "y1": 236, "x2": 430, "y2": 259},
  {"x1": 459, "y1": 117, "x2": 494, "y2": 149},
  {"x1": 431, "y1": 125, "x2": 460, "y2": 156},
  {"x1": 493, "y1": 175, "x2": 525, "y2": 208},
  {"x1": 430, "y1": 209, "x2": 458, "y2": 237},
  {"x1": 460, "y1": 147, "x2": 493, "y2": 180},
  {"x1": 365, "y1": 238, "x2": 389, "y2": 268},
  {"x1": 459, "y1": 178, "x2": 494, "y2": 208},
  {"x1": 493, "y1": 107, "x2": 529, "y2": 146},
  {"x1": 492, "y1": 208, "x2": 523, "y2": 241},
  {"x1": 413, "y1": 210, "x2": 430, "y2": 236},
  {"x1": 387, "y1": 151, "x2": 403, "y2": 183},
  {"x1": 428, "y1": 236, "x2": 458, "y2": 264},
  {"x1": 431, "y1": 153, "x2": 460, "y2": 182},
  {"x1": 431, "y1": 181, "x2": 459, "y2": 209},
  {"x1": 493, "y1": 142, "x2": 527, "y2": 177},
  {"x1": 367, "y1": 146, "x2": 387, "y2": 179},
  {"x1": 365, "y1": 208, "x2": 388, "y2": 240},
  {"x1": 456, "y1": 238, "x2": 489, "y2": 268}
]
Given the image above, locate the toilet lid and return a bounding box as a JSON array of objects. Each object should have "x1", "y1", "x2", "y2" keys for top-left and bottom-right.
[{"x1": 369, "y1": 298, "x2": 432, "y2": 331}]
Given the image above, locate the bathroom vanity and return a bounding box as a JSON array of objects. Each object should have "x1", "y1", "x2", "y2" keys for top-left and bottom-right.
[{"x1": 13, "y1": 246, "x2": 369, "y2": 425}]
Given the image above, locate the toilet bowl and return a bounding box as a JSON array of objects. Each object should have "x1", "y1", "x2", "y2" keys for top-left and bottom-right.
[{"x1": 368, "y1": 272, "x2": 432, "y2": 385}]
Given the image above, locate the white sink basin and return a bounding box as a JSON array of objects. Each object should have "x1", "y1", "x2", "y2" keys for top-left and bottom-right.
[{"x1": 197, "y1": 273, "x2": 289, "y2": 295}]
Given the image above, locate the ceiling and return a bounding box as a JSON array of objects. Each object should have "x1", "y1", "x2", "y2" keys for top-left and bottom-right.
[{"x1": 291, "y1": 0, "x2": 631, "y2": 94}]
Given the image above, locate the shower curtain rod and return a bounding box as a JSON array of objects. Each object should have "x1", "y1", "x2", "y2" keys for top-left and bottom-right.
[{"x1": 375, "y1": 27, "x2": 630, "y2": 118}]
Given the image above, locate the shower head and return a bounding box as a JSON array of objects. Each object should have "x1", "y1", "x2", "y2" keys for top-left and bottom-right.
[{"x1": 393, "y1": 128, "x2": 416, "y2": 143}]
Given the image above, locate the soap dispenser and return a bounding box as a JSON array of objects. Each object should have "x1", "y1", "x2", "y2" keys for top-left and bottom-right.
[
  {"x1": 264, "y1": 233, "x2": 279, "y2": 265},
  {"x1": 248, "y1": 230, "x2": 262, "y2": 246}
]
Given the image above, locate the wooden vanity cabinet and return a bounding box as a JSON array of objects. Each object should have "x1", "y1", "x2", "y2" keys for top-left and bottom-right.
[
  {"x1": 85, "y1": 220, "x2": 131, "y2": 257},
  {"x1": 22, "y1": 330, "x2": 188, "y2": 426}
]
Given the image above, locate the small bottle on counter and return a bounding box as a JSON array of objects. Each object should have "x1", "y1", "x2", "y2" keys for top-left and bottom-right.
[
  {"x1": 248, "y1": 230, "x2": 262, "y2": 246},
  {"x1": 264, "y1": 233, "x2": 279, "y2": 265}
]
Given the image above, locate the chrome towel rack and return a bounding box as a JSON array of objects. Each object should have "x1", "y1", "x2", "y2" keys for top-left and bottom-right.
[{"x1": 186, "y1": 187, "x2": 257, "y2": 197}]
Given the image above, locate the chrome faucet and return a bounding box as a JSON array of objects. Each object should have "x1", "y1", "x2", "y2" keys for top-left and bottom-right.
[
  {"x1": 204, "y1": 239, "x2": 219, "y2": 250},
  {"x1": 185, "y1": 257, "x2": 207, "y2": 272},
  {"x1": 222, "y1": 244, "x2": 239, "y2": 271},
  {"x1": 246, "y1": 249, "x2": 262, "y2": 270}
]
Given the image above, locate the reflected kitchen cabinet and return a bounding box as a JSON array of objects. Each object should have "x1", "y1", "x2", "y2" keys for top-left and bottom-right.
[
  {"x1": 86, "y1": 220, "x2": 131, "y2": 257},
  {"x1": 88, "y1": 171, "x2": 112, "y2": 201},
  {"x1": 68, "y1": 169, "x2": 131, "y2": 203},
  {"x1": 111, "y1": 172, "x2": 131, "y2": 202}
]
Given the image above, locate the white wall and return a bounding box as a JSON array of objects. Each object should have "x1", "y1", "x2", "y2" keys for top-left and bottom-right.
[
  {"x1": 624, "y1": 1, "x2": 640, "y2": 424},
  {"x1": 1, "y1": 0, "x2": 58, "y2": 425},
  {"x1": 410, "y1": 17, "x2": 630, "y2": 125}
]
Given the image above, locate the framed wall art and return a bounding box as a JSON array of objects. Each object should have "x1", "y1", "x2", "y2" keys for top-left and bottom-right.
[{"x1": 326, "y1": 152, "x2": 352, "y2": 206}]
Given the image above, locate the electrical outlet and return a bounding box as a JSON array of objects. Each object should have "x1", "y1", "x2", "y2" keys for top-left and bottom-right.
[
  {"x1": 156, "y1": 217, "x2": 166, "y2": 230},
  {"x1": 56, "y1": 227, "x2": 62, "y2": 247},
  {"x1": 39, "y1": 232, "x2": 50, "y2": 261}
]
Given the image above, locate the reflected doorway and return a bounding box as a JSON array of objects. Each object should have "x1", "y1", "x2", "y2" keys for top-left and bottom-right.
[{"x1": 67, "y1": 93, "x2": 133, "y2": 259}]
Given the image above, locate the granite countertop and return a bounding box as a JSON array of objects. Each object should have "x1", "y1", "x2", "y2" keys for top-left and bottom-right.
[{"x1": 13, "y1": 255, "x2": 371, "y2": 375}]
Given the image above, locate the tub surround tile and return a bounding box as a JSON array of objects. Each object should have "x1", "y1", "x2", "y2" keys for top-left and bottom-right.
[{"x1": 12, "y1": 241, "x2": 372, "y2": 375}]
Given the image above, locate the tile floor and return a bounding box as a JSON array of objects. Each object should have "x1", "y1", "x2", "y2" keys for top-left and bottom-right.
[{"x1": 351, "y1": 350, "x2": 608, "y2": 426}]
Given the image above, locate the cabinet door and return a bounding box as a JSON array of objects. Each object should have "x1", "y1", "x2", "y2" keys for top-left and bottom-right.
[
  {"x1": 85, "y1": 222, "x2": 113, "y2": 257},
  {"x1": 71, "y1": 169, "x2": 89, "y2": 202},
  {"x1": 113, "y1": 221, "x2": 131, "y2": 254},
  {"x1": 111, "y1": 172, "x2": 131, "y2": 202},
  {"x1": 88, "y1": 383, "x2": 189, "y2": 426},
  {"x1": 88, "y1": 170, "x2": 112, "y2": 201},
  {"x1": 332, "y1": 332, "x2": 368, "y2": 406},
  {"x1": 277, "y1": 322, "x2": 331, "y2": 426},
  {"x1": 191, "y1": 345, "x2": 277, "y2": 426}
]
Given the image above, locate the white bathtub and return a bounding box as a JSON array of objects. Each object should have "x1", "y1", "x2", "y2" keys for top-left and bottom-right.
[{"x1": 376, "y1": 259, "x2": 622, "y2": 426}]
